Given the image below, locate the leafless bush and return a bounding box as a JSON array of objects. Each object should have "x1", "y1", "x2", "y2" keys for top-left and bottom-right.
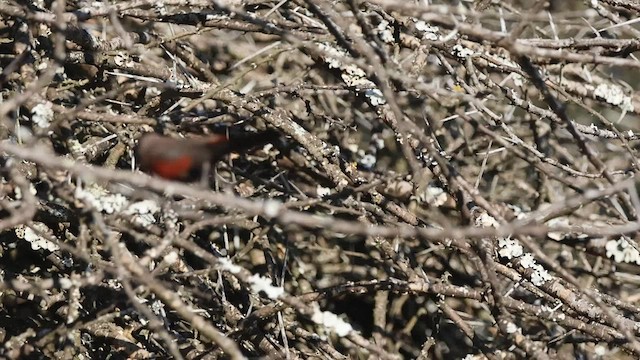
[{"x1": 2, "y1": 0, "x2": 640, "y2": 359}]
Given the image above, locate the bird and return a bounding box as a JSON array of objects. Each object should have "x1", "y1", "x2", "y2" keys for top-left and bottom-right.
[{"x1": 134, "y1": 129, "x2": 279, "y2": 182}]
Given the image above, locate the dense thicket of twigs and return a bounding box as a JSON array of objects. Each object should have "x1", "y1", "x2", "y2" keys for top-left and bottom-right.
[{"x1": 3, "y1": 0, "x2": 640, "y2": 359}]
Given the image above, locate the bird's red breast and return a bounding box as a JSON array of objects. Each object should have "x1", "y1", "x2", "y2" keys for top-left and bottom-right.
[{"x1": 149, "y1": 154, "x2": 194, "y2": 180}]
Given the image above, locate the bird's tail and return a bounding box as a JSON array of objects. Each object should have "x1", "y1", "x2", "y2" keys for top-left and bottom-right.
[{"x1": 214, "y1": 128, "x2": 282, "y2": 155}]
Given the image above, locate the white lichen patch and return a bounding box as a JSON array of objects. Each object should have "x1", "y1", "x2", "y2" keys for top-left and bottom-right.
[
  {"x1": 75, "y1": 184, "x2": 128, "y2": 214},
  {"x1": 546, "y1": 217, "x2": 569, "y2": 241},
  {"x1": 316, "y1": 185, "x2": 331, "y2": 198},
  {"x1": 462, "y1": 355, "x2": 486, "y2": 360},
  {"x1": 163, "y1": 251, "x2": 179, "y2": 265},
  {"x1": 497, "y1": 235, "x2": 552, "y2": 286},
  {"x1": 475, "y1": 212, "x2": 499, "y2": 228},
  {"x1": 452, "y1": 44, "x2": 475, "y2": 58},
  {"x1": 520, "y1": 253, "x2": 552, "y2": 286},
  {"x1": 123, "y1": 199, "x2": 159, "y2": 227},
  {"x1": 154, "y1": 2, "x2": 168, "y2": 16},
  {"x1": 311, "y1": 303, "x2": 353, "y2": 336},
  {"x1": 263, "y1": 199, "x2": 282, "y2": 218},
  {"x1": 248, "y1": 273, "x2": 284, "y2": 299},
  {"x1": 593, "y1": 83, "x2": 634, "y2": 112},
  {"x1": 16, "y1": 222, "x2": 59, "y2": 251},
  {"x1": 218, "y1": 257, "x2": 242, "y2": 274},
  {"x1": 605, "y1": 237, "x2": 640, "y2": 264},
  {"x1": 32, "y1": 102, "x2": 54, "y2": 128},
  {"x1": 150, "y1": 299, "x2": 167, "y2": 318},
  {"x1": 317, "y1": 43, "x2": 385, "y2": 105},
  {"x1": 358, "y1": 153, "x2": 377, "y2": 170},
  {"x1": 375, "y1": 20, "x2": 394, "y2": 43},
  {"x1": 498, "y1": 238, "x2": 523, "y2": 259},
  {"x1": 505, "y1": 321, "x2": 518, "y2": 334},
  {"x1": 415, "y1": 184, "x2": 448, "y2": 207},
  {"x1": 426, "y1": 186, "x2": 448, "y2": 207},
  {"x1": 14, "y1": 182, "x2": 37, "y2": 200},
  {"x1": 413, "y1": 19, "x2": 440, "y2": 41},
  {"x1": 364, "y1": 88, "x2": 385, "y2": 106},
  {"x1": 113, "y1": 51, "x2": 136, "y2": 68},
  {"x1": 372, "y1": 133, "x2": 385, "y2": 150}
]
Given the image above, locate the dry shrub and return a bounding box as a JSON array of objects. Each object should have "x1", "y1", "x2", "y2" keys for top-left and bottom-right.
[{"x1": 1, "y1": 0, "x2": 640, "y2": 359}]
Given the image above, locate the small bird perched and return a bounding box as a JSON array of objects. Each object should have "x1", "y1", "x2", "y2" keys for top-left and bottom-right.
[{"x1": 134, "y1": 130, "x2": 279, "y2": 182}]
